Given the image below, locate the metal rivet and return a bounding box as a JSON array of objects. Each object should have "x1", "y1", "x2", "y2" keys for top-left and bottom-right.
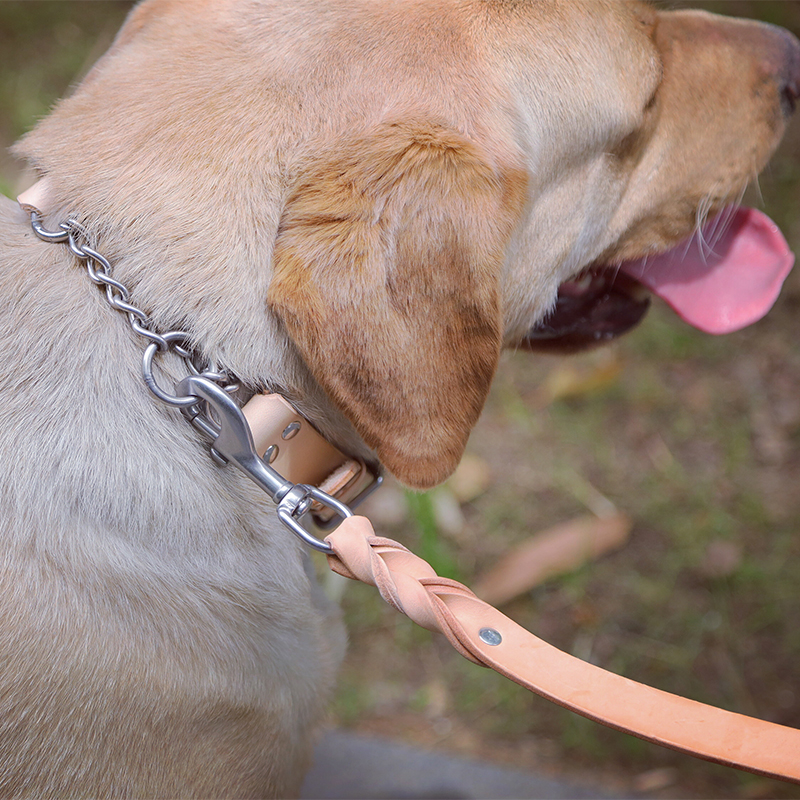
[
  {"x1": 479, "y1": 627, "x2": 502, "y2": 646},
  {"x1": 282, "y1": 421, "x2": 301, "y2": 440},
  {"x1": 265, "y1": 444, "x2": 279, "y2": 463}
]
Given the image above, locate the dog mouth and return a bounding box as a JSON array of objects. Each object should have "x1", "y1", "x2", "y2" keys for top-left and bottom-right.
[
  {"x1": 523, "y1": 207, "x2": 795, "y2": 352},
  {"x1": 521, "y1": 269, "x2": 651, "y2": 353}
]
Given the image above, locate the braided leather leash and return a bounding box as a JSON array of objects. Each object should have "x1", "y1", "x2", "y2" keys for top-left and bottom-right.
[{"x1": 325, "y1": 516, "x2": 800, "y2": 782}]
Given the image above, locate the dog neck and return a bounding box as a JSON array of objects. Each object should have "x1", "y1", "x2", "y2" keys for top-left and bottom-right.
[
  {"x1": 17, "y1": 179, "x2": 381, "y2": 524},
  {"x1": 17, "y1": 173, "x2": 375, "y2": 461}
]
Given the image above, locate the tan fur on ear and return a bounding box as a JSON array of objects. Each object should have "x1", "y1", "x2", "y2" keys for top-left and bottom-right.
[{"x1": 269, "y1": 121, "x2": 527, "y2": 488}]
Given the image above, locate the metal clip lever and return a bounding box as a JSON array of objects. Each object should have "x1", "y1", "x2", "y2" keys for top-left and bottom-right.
[
  {"x1": 177, "y1": 375, "x2": 294, "y2": 501},
  {"x1": 176, "y1": 375, "x2": 348, "y2": 552}
]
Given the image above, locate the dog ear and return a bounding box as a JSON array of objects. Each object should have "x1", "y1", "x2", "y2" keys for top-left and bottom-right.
[{"x1": 269, "y1": 120, "x2": 527, "y2": 489}]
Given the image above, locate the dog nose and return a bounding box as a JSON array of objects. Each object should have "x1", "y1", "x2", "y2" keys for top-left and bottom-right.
[
  {"x1": 780, "y1": 31, "x2": 800, "y2": 115},
  {"x1": 764, "y1": 24, "x2": 800, "y2": 116}
]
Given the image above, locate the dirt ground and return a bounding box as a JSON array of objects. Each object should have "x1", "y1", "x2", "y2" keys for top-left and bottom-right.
[{"x1": 2, "y1": 2, "x2": 800, "y2": 798}]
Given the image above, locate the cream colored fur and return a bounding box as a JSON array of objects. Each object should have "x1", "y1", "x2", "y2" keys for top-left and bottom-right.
[{"x1": 0, "y1": 0, "x2": 795, "y2": 796}]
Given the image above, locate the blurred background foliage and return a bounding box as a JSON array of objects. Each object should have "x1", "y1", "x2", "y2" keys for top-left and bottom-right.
[{"x1": 2, "y1": 2, "x2": 800, "y2": 797}]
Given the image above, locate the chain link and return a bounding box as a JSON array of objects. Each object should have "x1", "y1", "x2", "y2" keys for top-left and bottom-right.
[{"x1": 29, "y1": 211, "x2": 239, "y2": 406}]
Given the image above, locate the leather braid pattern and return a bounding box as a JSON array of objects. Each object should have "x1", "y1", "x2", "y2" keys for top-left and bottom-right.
[{"x1": 325, "y1": 516, "x2": 488, "y2": 665}]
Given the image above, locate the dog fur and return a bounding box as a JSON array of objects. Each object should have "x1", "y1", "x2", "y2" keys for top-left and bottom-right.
[{"x1": 0, "y1": 0, "x2": 797, "y2": 796}]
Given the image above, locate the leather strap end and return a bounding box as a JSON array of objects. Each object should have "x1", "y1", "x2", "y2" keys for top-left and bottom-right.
[{"x1": 17, "y1": 178, "x2": 51, "y2": 215}]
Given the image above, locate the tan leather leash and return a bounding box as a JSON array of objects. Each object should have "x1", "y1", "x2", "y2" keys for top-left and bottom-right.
[{"x1": 324, "y1": 516, "x2": 800, "y2": 783}]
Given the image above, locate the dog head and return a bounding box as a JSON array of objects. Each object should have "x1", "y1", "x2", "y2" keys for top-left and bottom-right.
[
  {"x1": 16, "y1": 0, "x2": 798, "y2": 489},
  {"x1": 267, "y1": 1, "x2": 799, "y2": 487}
]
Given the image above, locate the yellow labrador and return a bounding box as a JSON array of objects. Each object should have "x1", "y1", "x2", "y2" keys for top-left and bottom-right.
[{"x1": 1, "y1": 0, "x2": 797, "y2": 796}]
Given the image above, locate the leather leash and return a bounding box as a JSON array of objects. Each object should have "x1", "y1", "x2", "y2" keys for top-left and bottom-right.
[{"x1": 324, "y1": 516, "x2": 800, "y2": 783}]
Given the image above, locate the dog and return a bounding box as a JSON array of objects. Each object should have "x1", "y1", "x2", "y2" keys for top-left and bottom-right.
[{"x1": 1, "y1": 0, "x2": 798, "y2": 796}]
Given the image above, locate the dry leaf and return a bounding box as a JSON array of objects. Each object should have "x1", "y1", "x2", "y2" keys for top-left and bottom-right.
[
  {"x1": 446, "y1": 454, "x2": 492, "y2": 503},
  {"x1": 530, "y1": 356, "x2": 622, "y2": 409},
  {"x1": 474, "y1": 513, "x2": 632, "y2": 606},
  {"x1": 432, "y1": 488, "x2": 466, "y2": 538},
  {"x1": 633, "y1": 767, "x2": 678, "y2": 793},
  {"x1": 358, "y1": 483, "x2": 408, "y2": 526}
]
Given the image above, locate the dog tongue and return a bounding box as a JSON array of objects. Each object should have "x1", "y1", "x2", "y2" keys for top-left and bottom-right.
[{"x1": 618, "y1": 208, "x2": 794, "y2": 334}]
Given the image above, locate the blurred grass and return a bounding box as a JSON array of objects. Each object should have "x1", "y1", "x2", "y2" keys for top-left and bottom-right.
[
  {"x1": 404, "y1": 489, "x2": 462, "y2": 580},
  {"x1": 3, "y1": 2, "x2": 800, "y2": 798},
  {"x1": 0, "y1": 1, "x2": 132, "y2": 195}
]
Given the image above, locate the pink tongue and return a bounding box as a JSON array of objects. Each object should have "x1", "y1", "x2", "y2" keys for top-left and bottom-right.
[{"x1": 619, "y1": 208, "x2": 794, "y2": 334}]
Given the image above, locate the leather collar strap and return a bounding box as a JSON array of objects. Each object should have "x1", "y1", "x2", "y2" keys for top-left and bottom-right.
[
  {"x1": 241, "y1": 393, "x2": 375, "y2": 519},
  {"x1": 325, "y1": 516, "x2": 800, "y2": 783}
]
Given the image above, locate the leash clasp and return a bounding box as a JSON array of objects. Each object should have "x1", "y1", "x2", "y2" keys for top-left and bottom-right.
[
  {"x1": 176, "y1": 375, "x2": 352, "y2": 553},
  {"x1": 276, "y1": 485, "x2": 353, "y2": 553}
]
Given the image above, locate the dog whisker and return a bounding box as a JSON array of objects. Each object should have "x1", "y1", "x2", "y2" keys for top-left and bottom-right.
[
  {"x1": 752, "y1": 166, "x2": 765, "y2": 207},
  {"x1": 710, "y1": 186, "x2": 746, "y2": 247}
]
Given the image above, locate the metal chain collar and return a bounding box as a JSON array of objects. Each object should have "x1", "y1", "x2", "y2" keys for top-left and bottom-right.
[
  {"x1": 26, "y1": 210, "x2": 353, "y2": 551},
  {"x1": 28, "y1": 212, "x2": 239, "y2": 406}
]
